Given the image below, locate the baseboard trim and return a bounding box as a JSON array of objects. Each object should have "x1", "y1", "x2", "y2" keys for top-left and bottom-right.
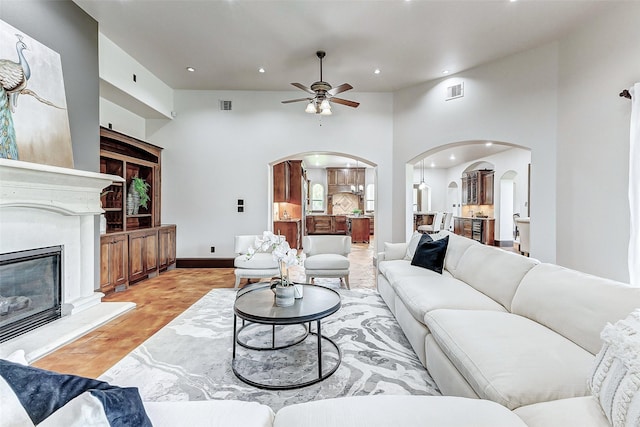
[
  {"x1": 176, "y1": 258, "x2": 234, "y2": 268},
  {"x1": 494, "y1": 240, "x2": 514, "y2": 247}
]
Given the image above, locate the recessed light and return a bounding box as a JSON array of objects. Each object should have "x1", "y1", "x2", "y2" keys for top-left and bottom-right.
[
  {"x1": 430, "y1": 162, "x2": 436, "y2": 168},
  {"x1": 485, "y1": 142, "x2": 493, "y2": 147},
  {"x1": 186, "y1": 66, "x2": 195, "y2": 72},
  {"x1": 449, "y1": 154, "x2": 456, "y2": 160},
  {"x1": 442, "y1": 70, "x2": 449, "y2": 74},
  {"x1": 258, "y1": 67, "x2": 265, "y2": 73},
  {"x1": 374, "y1": 69, "x2": 381, "y2": 75}
]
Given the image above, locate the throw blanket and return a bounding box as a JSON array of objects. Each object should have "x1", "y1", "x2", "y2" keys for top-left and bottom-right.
[{"x1": 0, "y1": 359, "x2": 151, "y2": 426}]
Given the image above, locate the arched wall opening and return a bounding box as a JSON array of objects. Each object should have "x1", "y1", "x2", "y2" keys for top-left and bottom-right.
[
  {"x1": 269, "y1": 151, "x2": 379, "y2": 253},
  {"x1": 406, "y1": 140, "x2": 531, "y2": 247}
]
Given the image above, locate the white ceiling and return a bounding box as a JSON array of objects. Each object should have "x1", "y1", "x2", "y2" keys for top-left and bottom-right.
[
  {"x1": 72, "y1": 0, "x2": 607, "y2": 169},
  {"x1": 73, "y1": 0, "x2": 610, "y2": 93}
]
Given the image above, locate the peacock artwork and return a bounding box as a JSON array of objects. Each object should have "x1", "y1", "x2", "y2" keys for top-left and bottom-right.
[{"x1": 0, "y1": 19, "x2": 73, "y2": 168}]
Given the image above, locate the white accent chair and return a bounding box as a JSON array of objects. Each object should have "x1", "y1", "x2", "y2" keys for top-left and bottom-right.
[
  {"x1": 302, "y1": 235, "x2": 351, "y2": 289},
  {"x1": 514, "y1": 217, "x2": 530, "y2": 257},
  {"x1": 233, "y1": 235, "x2": 279, "y2": 289},
  {"x1": 417, "y1": 212, "x2": 443, "y2": 234}
]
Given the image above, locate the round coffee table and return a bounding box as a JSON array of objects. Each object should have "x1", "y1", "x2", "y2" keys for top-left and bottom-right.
[{"x1": 232, "y1": 282, "x2": 341, "y2": 390}]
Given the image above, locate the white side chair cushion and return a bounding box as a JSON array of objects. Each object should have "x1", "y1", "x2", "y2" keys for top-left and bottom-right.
[
  {"x1": 513, "y1": 396, "x2": 610, "y2": 427},
  {"x1": 305, "y1": 254, "x2": 350, "y2": 270},
  {"x1": 234, "y1": 253, "x2": 278, "y2": 269}
]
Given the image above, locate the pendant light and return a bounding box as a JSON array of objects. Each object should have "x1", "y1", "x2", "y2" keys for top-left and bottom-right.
[{"x1": 419, "y1": 159, "x2": 427, "y2": 190}]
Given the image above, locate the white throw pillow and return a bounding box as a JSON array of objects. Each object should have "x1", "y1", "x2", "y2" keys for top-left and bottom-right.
[
  {"x1": 3, "y1": 349, "x2": 28, "y2": 365},
  {"x1": 383, "y1": 242, "x2": 407, "y2": 261},
  {"x1": 404, "y1": 232, "x2": 423, "y2": 260},
  {"x1": 589, "y1": 309, "x2": 640, "y2": 427}
]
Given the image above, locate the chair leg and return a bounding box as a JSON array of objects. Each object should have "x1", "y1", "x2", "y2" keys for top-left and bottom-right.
[
  {"x1": 234, "y1": 275, "x2": 241, "y2": 289},
  {"x1": 306, "y1": 275, "x2": 313, "y2": 284},
  {"x1": 343, "y1": 275, "x2": 350, "y2": 290}
]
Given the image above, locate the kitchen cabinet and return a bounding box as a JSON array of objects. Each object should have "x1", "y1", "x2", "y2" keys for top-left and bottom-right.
[
  {"x1": 100, "y1": 233, "x2": 128, "y2": 293},
  {"x1": 461, "y1": 170, "x2": 494, "y2": 205},
  {"x1": 128, "y1": 228, "x2": 159, "y2": 283},
  {"x1": 158, "y1": 225, "x2": 177, "y2": 271},
  {"x1": 274, "y1": 220, "x2": 301, "y2": 249},
  {"x1": 327, "y1": 167, "x2": 365, "y2": 195},
  {"x1": 348, "y1": 216, "x2": 370, "y2": 243},
  {"x1": 453, "y1": 217, "x2": 495, "y2": 246},
  {"x1": 273, "y1": 161, "x2": 290, "y2": 203},
  {"x1": 305, "y1": 215, "x2": 348, "y2": 235}
]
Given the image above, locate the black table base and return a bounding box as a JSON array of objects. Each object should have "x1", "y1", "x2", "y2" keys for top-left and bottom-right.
[{"x1": 232, "y1": 317, "x2": 342, "y2": 390}]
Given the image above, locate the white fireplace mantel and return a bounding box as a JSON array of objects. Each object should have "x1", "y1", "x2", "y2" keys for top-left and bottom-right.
[
  {"x1": 0, "y1": 159, "x2": 133, "y2": 361},
  {"x1": 0, "y1": 158, "x2": 124, "y2": 214}
]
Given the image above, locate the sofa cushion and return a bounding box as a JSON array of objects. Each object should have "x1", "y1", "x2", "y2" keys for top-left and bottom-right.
[
  {"x1": 424, "y1": 309, "x2": 594, "y2": 409},
  {"x1": 511, "y1": 263, "x2": 640, "y2": 354},
  {"x1": 143, "y1": 400, "x2": 275, "y2": 427},
  {"x1": 378, "y1": 260, "x2": 452, "y2": 286},
  {"x1": 436, "y1": 231, "x2": 479, "y2": 276},
  {"x1": 411, "y1": 235, "x2": 448, "y2": 274},
  {"x1": 274, "y1": 395, "x2": 527, "y2": 427},
  {"x1": 234, "y1": 253, "x2": 278, "y2": 269},
  {"x1": 394, "y1": 276, "x2": 505, "y2": 324},
  {"x1": 514, "y1": 396, "x2": 610, "y2": 427},
  {"x1": 305, "y1": 254, "x2": 349, "y2": 270},
  {"x1": 383, "y1": 242, "x2": 408, "y2": 260},
  {"x1": 404, "y1": 231, "x2": 424, "y2": 260},
  {"x1": 454, "y1": 245, "x2": 538, "y2": 310}
]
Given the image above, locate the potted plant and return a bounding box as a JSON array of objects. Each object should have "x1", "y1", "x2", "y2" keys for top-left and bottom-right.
[
  {"x1": 246, "y1": 231, "x2": 306, "y2": 306},
  {"x1": 352, "y1": 208, "x2": 363, "y2": 217},
  {"x1": 128, "y1": 177, "x2": 150, "y2": 215}
]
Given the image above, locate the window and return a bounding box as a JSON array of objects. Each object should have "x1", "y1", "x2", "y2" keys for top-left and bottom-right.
[
  {"x1": 311, "y1": 183, "x2": 325, "y2": 211},
  {"x1": 365, "y1": 184, "x2": 375, "y2": 212}
]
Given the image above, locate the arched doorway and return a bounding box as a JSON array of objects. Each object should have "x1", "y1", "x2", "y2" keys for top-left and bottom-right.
[
  {"x1": 499, "y1": 170, "x2": 518, "y2": 243},
  {"x1": 447, "y1": 182, "x2": 460, "y2": 218}
]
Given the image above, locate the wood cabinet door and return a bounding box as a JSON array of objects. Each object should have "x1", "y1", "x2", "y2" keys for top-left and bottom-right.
[
  {"x1": 454, "y1": 218, "x2": 463, "y2": 235},
  {"x1": 333, "y1": 215, "x2": 347, "y2": 233},
  {"x1": 350, "y1": 218, "x2": 370, "y2": 243},
  {"x1": 100, "y1": 234, "x2": 128, "y2": 293},
  {"x1": 313, "y1": 216, "x2": 333, "y2": 233},
  {"x1": 481, "y1": 171, "x2": 494, "y2": 205},
  {"x1": 158, "y1": 226, "x2": 177, "y2": 271},
  {"x1": 306, "y1": 216, "x2": 315, "y2": 234},
  {"x1": 461, "y1": 176, "x2": 468, "y2": 205},
  {"x1": 288, "y1": 160, "x2": 303, "y2": 205},
  {"x1": 273, "y1": 161, "x2": 290, "y2": 202},
  {"x1": 144, "y1": 232, "x2": 158, "y2": 272}
]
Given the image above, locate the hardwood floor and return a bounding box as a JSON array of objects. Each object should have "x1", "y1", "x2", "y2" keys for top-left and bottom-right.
[{"x1": 33, "y1": 243, "x2": 375, "y2": 378}]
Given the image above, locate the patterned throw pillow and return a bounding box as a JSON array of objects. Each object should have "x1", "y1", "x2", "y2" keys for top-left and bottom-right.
[{"x1": 589, "y1": 309, "x2": 640, "y2": 427}]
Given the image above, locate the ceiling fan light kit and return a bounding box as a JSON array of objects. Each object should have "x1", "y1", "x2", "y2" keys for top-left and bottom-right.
[{"x1": 282, "y1": 50, "x2": 360, "y2": 114}]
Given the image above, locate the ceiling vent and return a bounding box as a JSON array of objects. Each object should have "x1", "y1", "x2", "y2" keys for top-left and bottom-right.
[
  {"x1": 446, "y1": 82, "x2": 464, "y2": 101},
  {"x1": 219, "y1": 100, "x2": 232, "y2": 111}
]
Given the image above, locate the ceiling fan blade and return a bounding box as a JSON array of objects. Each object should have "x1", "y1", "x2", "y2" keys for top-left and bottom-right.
[
  {"x1": 282, "y1": 98, "x2": 313, "y2": 104},
  {"x1": 328, "y1": 83, "x2": 353, "y2": 96},
  {"x1": 330, "y1": 97, "x2": 360, "y2": 108},
  {"x1": 291, "y1": 83, "x2": 315, "y2": 95}
]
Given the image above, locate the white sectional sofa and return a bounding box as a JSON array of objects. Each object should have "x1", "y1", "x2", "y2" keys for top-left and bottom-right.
[{"x1": 377, "y1": 230, "x2": 640, "y2": 426}]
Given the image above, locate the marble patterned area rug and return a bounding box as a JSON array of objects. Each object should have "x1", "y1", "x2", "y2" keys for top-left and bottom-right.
[{"x1": 99, "y1": 288, "x2": 439, "y2": 411}]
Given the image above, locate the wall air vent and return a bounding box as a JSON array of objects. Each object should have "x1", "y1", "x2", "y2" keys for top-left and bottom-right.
[
  {"x1": 446, "y1": 82, "x2": 464, "y2": 101},
  {"x1": 219, "y1": 100, "x2": 232, "y2": 111}
]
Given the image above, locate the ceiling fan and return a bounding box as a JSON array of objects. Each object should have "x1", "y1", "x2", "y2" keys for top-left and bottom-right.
[{"x1": 282, "y1": 51, "x2": 360, "y2": 115}]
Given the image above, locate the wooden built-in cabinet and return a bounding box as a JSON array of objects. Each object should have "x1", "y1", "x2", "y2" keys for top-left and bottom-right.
[
  {"x1": 274, "y1": 220, "x2": 301, "y2": 249},
  {"x1": 453, "y1": 217, "x2": 495, "y2": 246},
  {"x1": 461, "y1": 170, "x2": 494, "y2": 205},
  {"x1": 327, "y1": 167, "x2": 365, "y2": 199},
  {"x1": 99, "y1": 127, "x2": 176, "y2": 292}
]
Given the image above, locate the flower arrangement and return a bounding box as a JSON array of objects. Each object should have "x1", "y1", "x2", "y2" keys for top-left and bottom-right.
[{"x1": 247, "y1": 231, "x2": 306, "y2": 287}]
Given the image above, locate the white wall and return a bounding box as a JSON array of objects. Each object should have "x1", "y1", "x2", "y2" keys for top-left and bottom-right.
[
  {"x1": 556, "y1": 3, "x2": 640, "y2": 282},
  {"x1": 394, "y1": 45, "x2": 557, "y2": 261},
  {"x1": 99, "y1": 98, "x2": 146, "y2": 140},
  {"x1": 147, "y1": 90, "x2": 392, "y2": 258}
]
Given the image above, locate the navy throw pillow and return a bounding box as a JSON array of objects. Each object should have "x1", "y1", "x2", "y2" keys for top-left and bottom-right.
[{"x1": 410, "y1": 235, "x2": 449, "y2": 274}]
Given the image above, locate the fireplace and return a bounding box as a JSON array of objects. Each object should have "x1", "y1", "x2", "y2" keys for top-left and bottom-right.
[{"x1": 0, "y1": 246, "x2": 63, "y2": 342}]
